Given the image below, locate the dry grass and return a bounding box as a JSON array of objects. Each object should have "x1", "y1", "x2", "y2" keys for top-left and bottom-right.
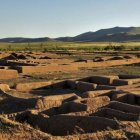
[
  {"x1": 0, "y1": 41, "x2": 140, "y2": 52},
  {"x1": 0, "y1": 116, "x2": 50, "y2": 140}
]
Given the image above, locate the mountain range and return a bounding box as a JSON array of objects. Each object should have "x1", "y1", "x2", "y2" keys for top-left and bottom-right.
[{"x1": 1, "y1": 26, "x2": 140, "y2": 43}]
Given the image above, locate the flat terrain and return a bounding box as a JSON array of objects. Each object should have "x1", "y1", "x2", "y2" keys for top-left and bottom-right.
[
  {"x1": 0, "y1": 41, "x2": 140, "y2": 51},
  {"x1": 0, "y1": 43, "x2": 139, "y2": 139}
]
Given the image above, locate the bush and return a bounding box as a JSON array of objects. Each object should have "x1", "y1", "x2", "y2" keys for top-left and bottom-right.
[
  {"x1": 104, "y1": 45, "x2": 125, "y2": 51},
  {"x1": 43, "y1": 48, "x2": 48, "y2": 52},
  {"x1": 104, "y1": 45, "x2": 114, "y2": 51},
  {"x1": 113, "y1": 45, "x2": 126, "y2": 51},
  {"x1": 24, "y1": 47, "x2": 33, "y2": 51},
  {"x1": 131, "y1": 47, "x2": 140, "y2": 51}
]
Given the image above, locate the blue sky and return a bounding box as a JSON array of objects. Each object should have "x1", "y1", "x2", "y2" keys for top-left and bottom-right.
[{"x1": 0, "y1": 0, "x2": 140, "y2": 38}]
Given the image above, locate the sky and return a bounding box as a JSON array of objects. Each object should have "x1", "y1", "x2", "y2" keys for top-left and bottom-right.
[{"x1": 0, "y1": 0, "x2": 140, "y2": 38}]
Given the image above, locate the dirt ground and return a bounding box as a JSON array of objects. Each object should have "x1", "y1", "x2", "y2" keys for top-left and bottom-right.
[{"x1": 0, "y1": 51, "x2": 140, "y2": 140}]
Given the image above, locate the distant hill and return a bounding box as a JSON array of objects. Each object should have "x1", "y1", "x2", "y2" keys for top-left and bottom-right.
[
  {"x1": 56, "y1": 27, "x2": 140, "y2": 42},
  {"x1": 1, "y1": 27, "x2": 140, "y2": 43},
  {"x1": 0, "y1": 37, "x2": 53, "y2": 43}
]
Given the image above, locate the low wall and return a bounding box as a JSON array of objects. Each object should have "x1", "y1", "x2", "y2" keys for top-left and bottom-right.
[
  {"x1": 15, "y1": 80, "x2": 65, "y2": 91},
  {"x1": 72, "y1": 58, "x2": 140, "y2": 68},
  {"x1": 35, "y1": 93, "x2": 80, "y2": 110},
  {"x1": 80, "y1": 96, "x2": 110, "y2": 111},
  {"x1": 107, "y1": 101, "x2": 140, "y2": 114},
  {"x1": 13, "y1": 64, "x2": 78, "y2": 74},
  {"x1": 77, "y1": 81, "x2": 97, "y2": 92},
  {"x1": 90, "y1": 76, "x2": 119, "y2": 85},
  {"x1": 82, "y1": 90, "x2": 111, "y2": 98},
  {"x1": 0, "y1": 84, "x2": 10, "y2": 91},
  {"x1": 93, "y1": 108, "x2": 139, "y2": 121},
  {"x1": 119, "y1": 74, "x2": 140, "y2": 79},
  {"x1": 0, "y1": 69, "x2": 18, "y2": 79},
  {"x1": 11, "y1": 58, "x2": 140, "y2": 74},
  {"x1": 46, "y1": 115, "x2": 119, "y2": 136}
]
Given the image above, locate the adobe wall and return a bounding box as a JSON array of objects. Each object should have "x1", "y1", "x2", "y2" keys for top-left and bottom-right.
[
  {"x1": 96, "y1": 85, "x2": 116, "y2": 90},
  {"x1": 82, "y1": 90, "x2": 111, "y2": 98},
  {"x1": 107, "y1": 101, "x2": 140, "y2": 114},
  {"x1": 80, "y1": 96, "x2": 110, "y2": 111},
  {"x1": 0, "y1": 84, "x2": 10, "y2": 91},
  {"x1": 57, "y1": 101, "x2": 87, "y2": 114},
  {"x1": 14, "y1": 64, "x2": 78, "y2": 74},
  {"x1": 35, "y1": 93, "x2": 80, "y2": 110},
  {"x1": 10, "y1": 58, "x2": 140, "y2": 74},
  {"x1": 77, "y1": 81, "x2": 97, "y2": 92},
  {"x1": 14, "y1": 111, "x2": 119, "y2": 136},
  {"x1": 90, "y1": 76, "x2": 119, "y2": 85},
  {"x1": 0, "y1": 69, "x2": 18, "y2": 79},
  {"x1": 15, "y1": 80, "x2": 65, "y2": 91},
  {"x1": 72, "y1": 58, "x2": 140, "y2": 68},
  {"x1": 93, "y1": 108, "x2": 139, "y2": 121},
  {"x1": 46, "y1": 115, "x2": 119, "y2": 136},
  {"x1": 25, "y1": 58, "x2": 74, "y2": 64},
  {"x1": 112, "y1": 79, "x2": 133, "y2": 86},
  {"x1": 119, "y1": 74, "x2": 140, "y2": 79},
  {"x1": 16, "y1": 81, "x2": 53, "y2": 91}
]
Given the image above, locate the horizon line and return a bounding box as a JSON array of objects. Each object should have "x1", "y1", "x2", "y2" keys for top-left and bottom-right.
[{"x1": 0, "y1": 26, "x2": 140, "y2": 39}]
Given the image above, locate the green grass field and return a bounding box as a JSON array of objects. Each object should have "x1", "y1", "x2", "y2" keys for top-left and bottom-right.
[{"x1": 0, "y1": 41, "x2": 140, "y2": 52}]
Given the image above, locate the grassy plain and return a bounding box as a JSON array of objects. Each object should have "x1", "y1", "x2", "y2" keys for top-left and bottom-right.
[{"x1": 0, "y1": 41, "x2": 140, "y2": 52}]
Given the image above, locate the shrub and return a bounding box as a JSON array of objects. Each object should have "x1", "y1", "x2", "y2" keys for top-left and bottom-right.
[
  {"x1": 104, "y1": 46, "x2": 114, "y2": 51},
  {"x1": 131, "y1": 47, "x2": 140, "y2": 51},
  {"x1": 113, "y1": 45, "x2": 126, "y2": 51},
  {"x1": 104, "y1": 45, "x2": 125, "y2": 51}
]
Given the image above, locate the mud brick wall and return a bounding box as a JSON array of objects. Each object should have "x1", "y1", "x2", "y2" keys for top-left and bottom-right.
[
  {"x1": 90, "y1": 76, "x2": 119, "y2": 85},
  {"x1": 18, "y1": 113, "x2": 118, "y2": 136},
  {"x1": 14, "y1": 65, "x2": 78, "y2": 74},
  {"x1": 82, "y1": 90, "x2": 111, "y2": 98},
  {"x1": 107, "y1": 101, "x2": 140, "y2": 114},
  {"x1": 46, "y1": 115, "x2": 119, "y2": 136},
  {"x1": 72, "y1": 58, "x2": 140, "y2": 68},
  {"x1": 35, "y1": 93, "x2": 80, "y2": 110},
  {"x1": 16, "y1": 80, "x2": 65, "y2": 91},
  {"x1": 0, "y1": 84, "x2": 10, "y2": 91},
  {"x1": 0, "y1": 69, "x2": 18, "y2": 79},
  {"x1": 119, "y1": 74, "x2": 140, "y2": 79},
  {"x1": 77, "y1": 81, "x2": 97, "y2": 92},
  {"x1": 93, "y1": 108, "x2": 139, "y2": 121},
  {"x1": 80, "y1": 96, "x2": 110, "y2": 111},
  {"x1": 112, "y1": 79, "x2": 133, "y2": 86},
  {"x1": 16, "y1": 81, "x2": 53, "y2": 91}
]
